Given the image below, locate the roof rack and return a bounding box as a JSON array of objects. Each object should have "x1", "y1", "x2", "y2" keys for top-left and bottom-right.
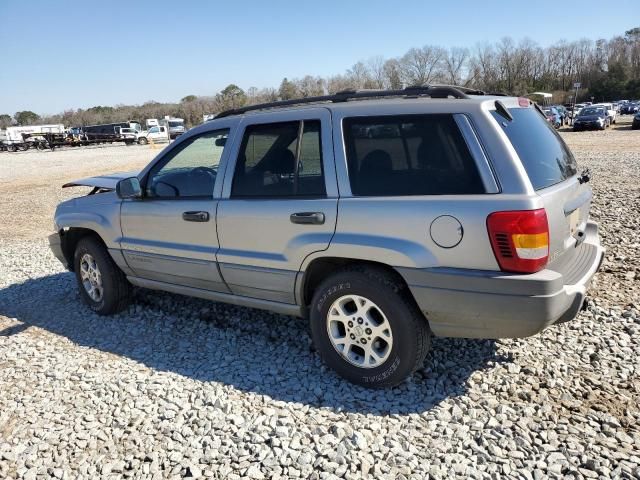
[{"x1": 215, "y1": 85, "x2": 490, "y2": 118}]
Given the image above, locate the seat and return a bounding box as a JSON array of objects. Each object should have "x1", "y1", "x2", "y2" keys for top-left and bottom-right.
[{"x1": 358, "y1": 149, "x2": 393, "y2": 196}]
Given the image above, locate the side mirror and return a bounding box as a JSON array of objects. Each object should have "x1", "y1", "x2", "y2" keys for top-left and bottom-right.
[{"x1": 116, "y1": 177, "x2": 142, "y2": 199}]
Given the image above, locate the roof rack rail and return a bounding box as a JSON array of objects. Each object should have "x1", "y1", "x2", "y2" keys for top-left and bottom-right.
[{"x1": 215, "y1": 85, "x2": 482, "y2": 118}]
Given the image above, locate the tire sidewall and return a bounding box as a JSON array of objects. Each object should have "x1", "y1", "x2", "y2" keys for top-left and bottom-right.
[{"x1": 310, "y1": 273, "x2": 421, "y2": 387}]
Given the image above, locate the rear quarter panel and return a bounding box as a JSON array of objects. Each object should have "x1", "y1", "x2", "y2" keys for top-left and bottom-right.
[{"x1": 319, "y1": 100, "x2": 543, "y2": 271}]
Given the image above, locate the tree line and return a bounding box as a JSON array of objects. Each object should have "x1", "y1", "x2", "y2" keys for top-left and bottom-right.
[{"x1": 2, "y1": 27, "x2": 638, "y2": 130}]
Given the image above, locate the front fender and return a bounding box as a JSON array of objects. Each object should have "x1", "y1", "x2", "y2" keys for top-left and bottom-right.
[{"x1": 54, "y1": 194, "x2": 122, "y2": 249}]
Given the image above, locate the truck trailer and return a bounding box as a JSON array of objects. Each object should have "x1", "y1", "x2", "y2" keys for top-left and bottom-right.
[{"x1": 82, "y1": 121, "x2": 143, "y2": 142}]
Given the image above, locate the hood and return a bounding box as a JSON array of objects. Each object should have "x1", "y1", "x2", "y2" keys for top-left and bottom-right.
[{"x1": 62, "y1": 171, "x2": 139, "y2": 189}]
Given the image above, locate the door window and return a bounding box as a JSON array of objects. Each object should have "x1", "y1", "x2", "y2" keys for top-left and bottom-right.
[
  {"x1": 146, "y1": 129, "x2": 229, "y2": 198},
  {"x1": 231, "y1": 120, "x2": 325, "y2": 197},
  {"x1": 343, "y1": 114, "x2": 484, "y2": 196}
]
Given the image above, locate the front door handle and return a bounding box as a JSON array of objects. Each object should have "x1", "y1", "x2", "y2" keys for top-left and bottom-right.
[
  {"x1": 290, "y1": 212, "x2": 325, "y2": 225},
  {"x1": 182, "y1": 211, "x2": 210, "y2": 222}
]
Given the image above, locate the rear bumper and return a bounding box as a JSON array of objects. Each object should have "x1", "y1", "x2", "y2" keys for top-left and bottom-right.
[
  {"x1": 48, "y1": 232, "x2": 69, "y2": 269},
  {"x1": 398, "y1": 221, "x2": 605, "y2": 339}
]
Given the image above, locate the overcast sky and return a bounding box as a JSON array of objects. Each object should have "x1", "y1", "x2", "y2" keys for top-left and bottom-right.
[{"x1": 0, "y1": 0, "x2": 638, "y2": 115}]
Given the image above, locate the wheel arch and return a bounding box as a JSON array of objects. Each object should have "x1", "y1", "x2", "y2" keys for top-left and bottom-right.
[
  {"x1": 59, "y1": 227, "x2": 106, "y2": 272},
  {"x1": 297, "y1": 256, "x2": 415, "y2": 308}
]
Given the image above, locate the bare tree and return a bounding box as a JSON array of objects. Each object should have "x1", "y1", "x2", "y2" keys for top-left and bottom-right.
[
  {"x1": 443, "y1": 47, "x2": 469, "y2": 85},
  {"x1": 383, "y1": 58, "x2": 403, "y2": 89},
  {"x1": 366, "y1": 56, "x2": 386, "y2": 89},
  {"x1": 400, "y1": 45, "x2": 445, "y2": 86}
]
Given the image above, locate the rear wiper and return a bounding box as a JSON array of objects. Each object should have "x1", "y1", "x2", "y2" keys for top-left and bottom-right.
[{"x1": 578, "y1": 168, "x2": 590, "y2": 184}]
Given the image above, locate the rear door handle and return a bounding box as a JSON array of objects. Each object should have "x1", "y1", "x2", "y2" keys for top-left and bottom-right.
[
  {"x1": 290, "y1": 212, "x2": 325, "y2": 225},
  {"x1": 182, "y1": 211, "x2": 210, "y2": 222}
]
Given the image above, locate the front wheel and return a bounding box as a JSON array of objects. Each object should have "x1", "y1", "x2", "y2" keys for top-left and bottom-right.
[
  {"x1": 138, "y1": 137, "x2": 148, "y2": 145},
  {"x1": 74, "y1": 236, "x2": 132, "y2": 315},
  {"x1": 310, "y1": 267, "x2": 431, "y2": 388}
]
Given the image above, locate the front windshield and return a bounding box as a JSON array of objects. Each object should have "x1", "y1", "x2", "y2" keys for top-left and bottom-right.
[
  {"x1": 581, "y1": 108, "x2": 604, "y2": 116},
  {"x1": 168, "y1": 121, "x2": 183, "y2": 128},
  {"x1": 131, "y1": 123, "x2": 142, "y2": 132}
]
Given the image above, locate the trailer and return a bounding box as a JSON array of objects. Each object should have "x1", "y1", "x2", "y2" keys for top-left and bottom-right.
[
  {"x1": 1, "y1": 124, "x2": 66, "y2": 151},
  {"x1": 1, "y1": 121, "x2": 145, "y2": 152},
  {"x1": 82, "y1": 121, "x2": 142, "y2": 143}
]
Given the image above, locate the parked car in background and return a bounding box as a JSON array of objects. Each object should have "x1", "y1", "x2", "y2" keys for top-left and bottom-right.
[
  {"x1": 136, "y1": 125, "x2": 170, "y2": 145},
  {"x1": 621, "y1": 102, "x2": 639, "y2": 115},
  {"x1": 542, "y1": 106, "x2": 561, "y2": 128},
  {"x1": 49, "y1": 87, "x2": 603, "y2": 388},
  {"x1": 146, "y1": 117, "x2": 186, "y2": 139},
  {"x1": 165, "y1": 117, "x2": 185, "y2": 139},
  {"x1": 632, "y1": 112, "x2": 640, "y2": 130},
  {"x1": 573, "y1": 106, "x2": 609, "y2": 131},
  {"x1": 116, "y1": 128, "x2": 138, "y2": 145},
  {"x1": 553, "y1": 105, "x2": 568, "y2": 125},
  {"x1": 593, "y1": 103, "x2": 617, "y2": 124}
]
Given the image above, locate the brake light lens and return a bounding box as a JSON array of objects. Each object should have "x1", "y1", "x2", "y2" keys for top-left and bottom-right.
[{"x1": 487, "y1": 209, "x2": 549, "y2": 273}]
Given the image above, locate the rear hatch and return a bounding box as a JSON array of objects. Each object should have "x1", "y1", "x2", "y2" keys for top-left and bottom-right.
[{"x1": 490, "y1": 106, "x2": 591, "y2": 271}]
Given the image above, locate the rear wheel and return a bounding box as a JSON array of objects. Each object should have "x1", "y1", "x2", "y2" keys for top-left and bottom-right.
[
  {"x1": 310, "y1": 267, "x2": 431, "y2": 388},
  {"x1": 74, "y1": 236, "x2": 131, "y2": 315}
]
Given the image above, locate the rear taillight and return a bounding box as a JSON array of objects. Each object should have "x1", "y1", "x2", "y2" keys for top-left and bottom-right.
[{"x1": 487, "y1": 209, "x2": 549, "y2": 273}]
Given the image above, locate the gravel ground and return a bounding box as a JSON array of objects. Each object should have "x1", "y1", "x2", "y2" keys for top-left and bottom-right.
[{"x1": 0, "y1": 122, "x2": 639, "y2": 479}]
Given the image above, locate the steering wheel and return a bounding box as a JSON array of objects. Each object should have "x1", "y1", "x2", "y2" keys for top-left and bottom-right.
[{"x1": 191, "y1": 166, "x2": 217, "y2": 180}]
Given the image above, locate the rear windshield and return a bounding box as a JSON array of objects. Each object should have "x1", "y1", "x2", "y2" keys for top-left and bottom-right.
[{"x1": 491, "y1": 108, "x2": 577, "y2": 190}]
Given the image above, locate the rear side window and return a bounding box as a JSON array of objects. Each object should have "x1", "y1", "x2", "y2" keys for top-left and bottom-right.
[
  {"x1": 491, "y1": 108, "x2": 577, "y2": 190},
  {"x1": 232, "y1": 120, "x2": 325, "y2": 197},
  {"x1": 343, "y1": 115, "x2": 484, "y2": 196}
]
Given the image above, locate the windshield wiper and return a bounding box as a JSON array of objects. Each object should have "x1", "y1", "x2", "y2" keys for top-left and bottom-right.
[{"x1": 578, "y1": 168, "x2": 590, "y2": 184}]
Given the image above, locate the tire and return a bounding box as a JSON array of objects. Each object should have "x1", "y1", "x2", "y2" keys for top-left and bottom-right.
[
  {"x1": 73, "y1": 236, "x2": 131, "y2": 315},
  {"x1": 309, "y1": 267, "x2": 431, "y2": 388},
  {"x1": 138, "y1": 137, "x2": 148, "y2": 145}
]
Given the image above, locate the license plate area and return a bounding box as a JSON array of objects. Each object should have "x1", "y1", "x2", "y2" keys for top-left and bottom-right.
[{"x1": 568, "y1": 208, "x2": 581, "y2": 236}]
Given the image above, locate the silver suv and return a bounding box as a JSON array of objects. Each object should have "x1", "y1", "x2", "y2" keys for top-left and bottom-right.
[{"x1": 50, "y1": 86, "x2": 604, "y2": 388}]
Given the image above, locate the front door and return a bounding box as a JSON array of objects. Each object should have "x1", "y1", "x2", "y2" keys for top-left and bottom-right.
[
  {"x1": 120, "y1": 129, "x2": 230, "y2": 292},
  {"x1": 216, "y1": 109, "x2": 338, "y2": 304}
]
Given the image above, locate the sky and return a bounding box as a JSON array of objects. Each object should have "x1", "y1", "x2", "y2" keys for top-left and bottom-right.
[{"x1": 0, "y1": 0, "x2": 638, "y2": 115}]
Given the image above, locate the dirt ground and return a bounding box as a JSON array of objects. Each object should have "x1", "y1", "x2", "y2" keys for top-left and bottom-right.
[{"x1": 0, "y1": 144, "x2": 160, "y2": 240}]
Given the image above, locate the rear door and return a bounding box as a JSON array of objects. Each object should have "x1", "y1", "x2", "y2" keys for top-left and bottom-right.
[
  {"x1": 490, "y1": 107, "x2": 589, "y2": 265},
  {"x1": 216, "y1": 108, "x2": 338, "y2": 304}
]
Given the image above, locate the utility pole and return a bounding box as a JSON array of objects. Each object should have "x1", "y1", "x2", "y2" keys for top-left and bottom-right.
[{"x1": 572, "y1": 82, "x2": 581, "y2": 125}]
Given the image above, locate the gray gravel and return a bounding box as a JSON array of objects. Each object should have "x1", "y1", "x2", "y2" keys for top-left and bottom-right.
[{"x1": 0, "y1": 123, "x2": 639, "y2": 479}]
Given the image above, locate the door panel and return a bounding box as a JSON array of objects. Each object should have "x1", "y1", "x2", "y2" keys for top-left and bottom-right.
[
  {"x1": 216, "y1": 109, "x2": 337, "y2": 304},
  {"x1": 119, "y1": 128, "x2": 232, "y2": 292},
  {"x1": 120, "y1": 199, "x2": 228, "y2": 292},
  {"x1": 216, "y1": 198, "x2": 337, "y2": 302}
]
